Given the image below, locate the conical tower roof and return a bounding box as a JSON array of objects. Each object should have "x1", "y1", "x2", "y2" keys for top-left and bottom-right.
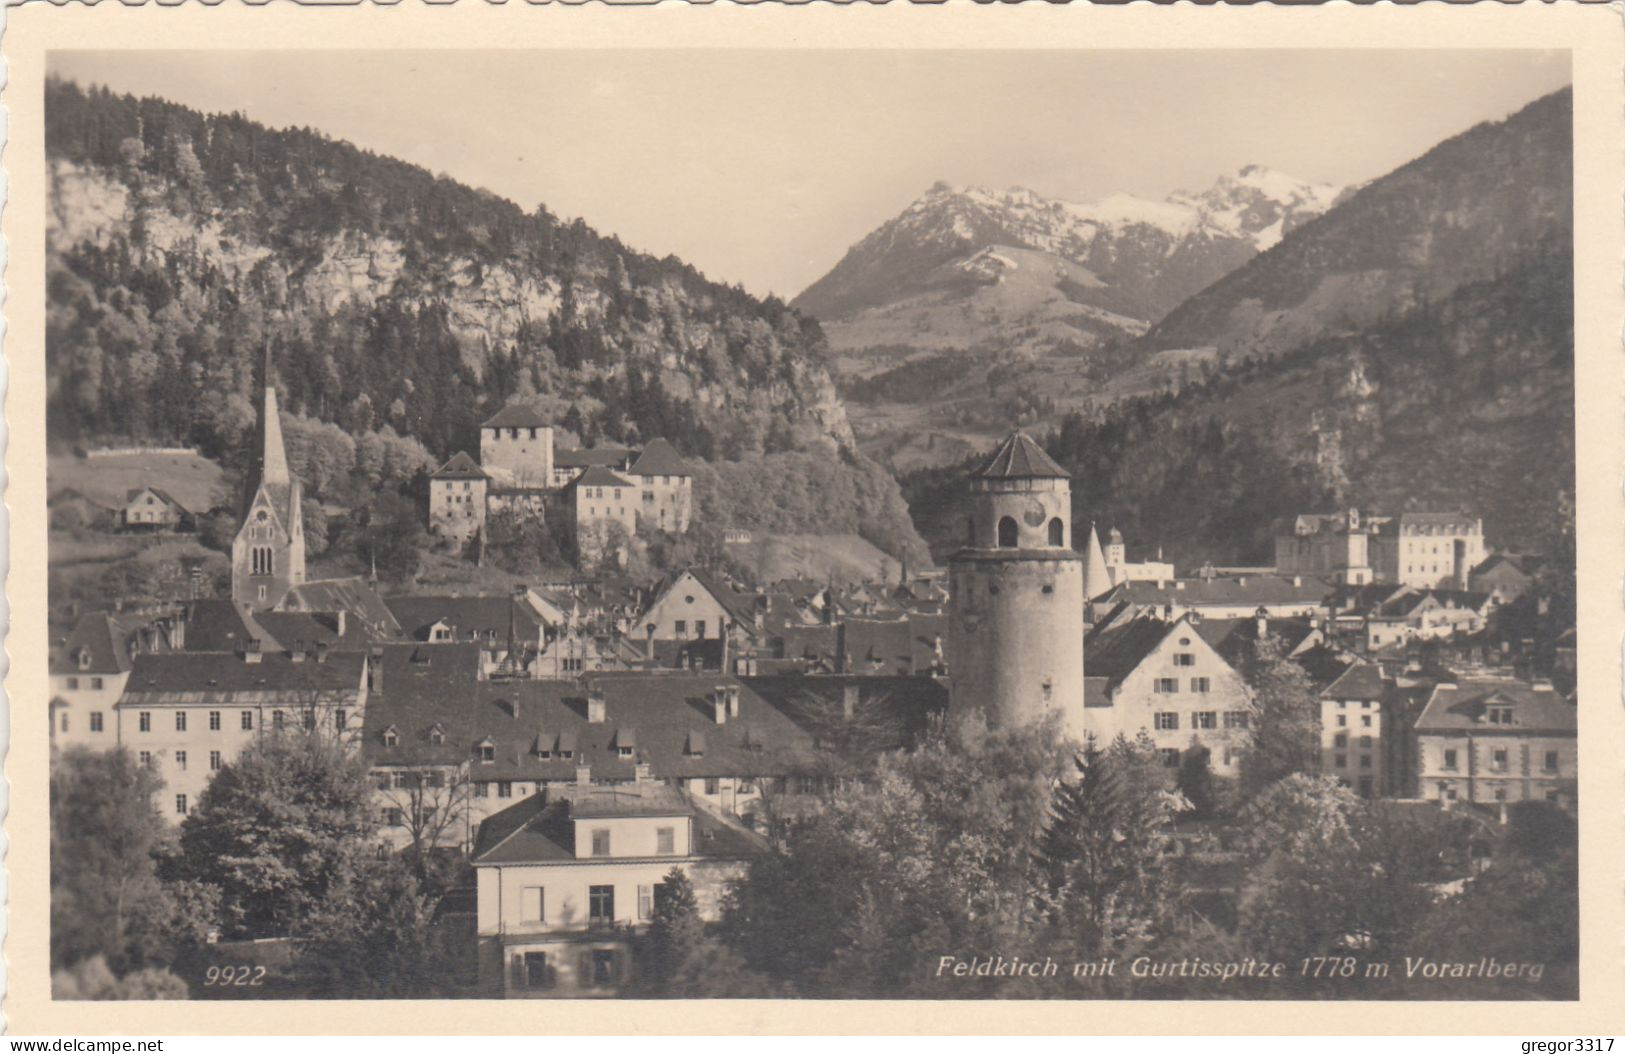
[
  {"x1": 974, "y1": 431, "x2": 1069, "y2": 480},
  {"x1": 1083, "y1": 522, "x2": 1113, "y2": 599}
]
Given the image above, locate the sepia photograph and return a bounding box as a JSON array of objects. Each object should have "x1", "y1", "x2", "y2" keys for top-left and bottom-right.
[{"x1": 12, "y1": 13, "x2": 1611, "y2": 1024}]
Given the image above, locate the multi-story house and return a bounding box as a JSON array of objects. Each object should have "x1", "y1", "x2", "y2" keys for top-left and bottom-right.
[
  {"x1": 50, "y1": 609, "x2": 183, "y2": 752},
  {"x1": 1082, "y1": 614, "x2": 1253, "y2": 776},
  {"x1": 120, "y1": 486, "x2": 190, "y2": 531},
  {"x1": 625, "y1": 438, "x2": 693, "y2": 534},
  {"x1": 114, "y1": 643, "x2": 370, "y2": 823},
  {"x1": 427, "y1": 452, "x2": 490, "y2": 544},
  {"x1": 1413, "y1": 678, "x2": 1577, "y2": 808},
  {"x1": 472, "y1": 779, "x2": 764, "y2": 997},
  {"x1": 1317, "y1": 662, "x2": 1389, "y2": 797},
  {"x1": 569, "y1": 467, "x2": 640, "y2": 561},
  {"x1": 385, "y1": 594, "x2": 549, "y2": 677}
]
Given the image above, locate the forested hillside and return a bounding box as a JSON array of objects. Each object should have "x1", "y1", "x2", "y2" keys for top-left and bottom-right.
[
  {"x1": 44, "y1": 78, "x2": 928, "y2": 562},
  {"x1": 904, "y1": 250, "x2": 1574, "y2": 568}
]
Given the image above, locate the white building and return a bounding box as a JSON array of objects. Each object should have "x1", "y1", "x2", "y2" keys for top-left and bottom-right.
[{"x1": 472, "y1": 781, "x2": 763, "y2": 997}]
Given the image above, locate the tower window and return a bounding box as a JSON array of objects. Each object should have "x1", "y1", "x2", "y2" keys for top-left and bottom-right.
[
  {"x1": 997, "y1": 517, "x2": 1018, "y2": 549},
  {"x1": 966, "y1": 517, "x2": 976, "y2": 546},
  {"x1": 1048, "y1": 518, "x2": 1065, "y2": 547}
]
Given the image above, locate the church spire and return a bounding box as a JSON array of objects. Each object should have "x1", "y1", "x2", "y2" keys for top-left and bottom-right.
[{"x1": 260, "y1": 345, "x2": 290, "y2": 488}]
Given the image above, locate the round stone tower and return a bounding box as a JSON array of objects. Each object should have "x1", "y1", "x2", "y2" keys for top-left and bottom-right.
[{"x1": 948, "y1": 431, "x2": 1087, "y2": 740}]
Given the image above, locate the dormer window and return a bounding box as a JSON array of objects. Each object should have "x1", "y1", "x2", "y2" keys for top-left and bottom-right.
[
  {"x1": 478, "y1": 738, "x2": 496, "y2": 763},
  {"x1": 382, "y1": 725, "x2": 399, "y2": 747},
  {"x1": 77, "y1": 649, "x2": 92, "y2": 671},
  {"x1": 429, "y1": 724, "x2": 445, "y2": 745},
  {"x1": 1486, "y1": 705, "x2": 1515, "y2": 726}
]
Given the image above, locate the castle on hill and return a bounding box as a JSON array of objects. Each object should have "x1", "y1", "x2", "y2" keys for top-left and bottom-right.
[{"x1": 429, "y1": 404, "x2": 694, "y2": 560}]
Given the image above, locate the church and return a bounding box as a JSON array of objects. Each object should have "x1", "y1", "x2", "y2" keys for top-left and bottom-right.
[{"x1": 231, "y1": 354, "x2": 306, "y2": 611}]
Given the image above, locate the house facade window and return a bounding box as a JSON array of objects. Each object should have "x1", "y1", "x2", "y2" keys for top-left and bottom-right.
[
  {"x1": 1159, "y1": 749, "x2": 1181, "y2": 768},
  {"x1": 89, "y1": 712, "x2": 104, "y2": 733},
  {"x1": 588, "y1": 885, "x2": 614, "y2": 924},
  {"x1": 1443, "y1": 748, "x2": 1459, "y2": 770},
  {"x1": 175, "y1": 712, "x2": 187, "y2": 732},
  {"x1": 1223, "y1": 711, "x2": 1250, "y2": 730},
  {"x1": 1153, "y1": 678, "x2": 1178, "y2": 694},
  {"x1": 175, "y1": 794, "x2": 188, "y2": 816},
  {"x1": 241, "y1": 711, "x2": 254, "y2": 730},
  {"x1": 139, "y1": 712, "x2": 152, "y2": 732},
  {"x1": 1190, "y1": 677, "x2": 1211, "y2": 693},
  {"x1": 1154, "y1": 712, "x2": 1179, "y2": 731},
  {"x1": 591, "y1": 829, "x2": 611, "y2": 857},
  {"x1": 1193, "y1": 711, "x2": 1217, "y2": 730},
  {"x1": 210, "y1": 750, "x2": 222, "y2": 771},
  {"x1": 657, "y1": 827, "x2": 675, "y2": 854},
  {"x1": 209, "y1": 710, "x2": 221, "y2": 731}
]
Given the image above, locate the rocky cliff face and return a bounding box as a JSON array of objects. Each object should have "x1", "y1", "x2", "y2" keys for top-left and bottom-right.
[{"x1": 44, "y1": 77, "x2": 855, "y2": 463}]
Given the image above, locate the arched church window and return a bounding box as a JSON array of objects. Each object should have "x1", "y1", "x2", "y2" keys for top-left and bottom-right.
[
  {"x1": 997, "y1": 517, "x2": 1018, "y2": 549},
  {"x1": 1048, "y1": 517, "x2": 1065, "y2": 547}
]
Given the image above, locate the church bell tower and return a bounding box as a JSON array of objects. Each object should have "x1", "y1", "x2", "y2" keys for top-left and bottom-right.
[
  {"x1": 231, "y1": 349, "x2": 306, "y2": 611},
  {"x1": 947, "y1": 431, "x2": 1086, "y2": 739}
]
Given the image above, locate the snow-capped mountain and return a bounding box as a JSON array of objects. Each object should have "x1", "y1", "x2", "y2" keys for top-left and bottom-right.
[{"x1": 793, "y1": 167, "x2": 1344, "y2": 331}]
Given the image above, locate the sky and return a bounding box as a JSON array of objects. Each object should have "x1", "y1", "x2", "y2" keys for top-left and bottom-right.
[{"x1": 50, "y1": 49, "x2": 1571, "y2": 300}]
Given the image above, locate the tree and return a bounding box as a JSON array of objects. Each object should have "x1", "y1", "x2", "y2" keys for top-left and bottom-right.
[
  {"x1": 633, "y1": 867, "x2": 706, "y2": 993},
  {"x1": 52, "y1": 956, "x2": 190, "y2": 1000},
  {"x1": 51, "y1": 748, "x2": 211, "y2": 972},
  {"x1": 353, "y1": 490, "x2": 430, "y2": 583},
  {"x1": 177, "y1": 732, "x2": 375, "y2": 939},
  {"x1": 1176, "y1": 745, "x2": 1218, "y2": 818},
  {"x1": 1239, "y1": 635, "x2": 1322, "y2": 797},
  {"x1": 1036, "y1": 736, "x2": 1186, "y2": 958},
  {"x1": 296, "y1": 857, "x2": 463, "y2": 998},
  {"x1": 377, "y1": 767, "x2": 474, "y2": 880}
]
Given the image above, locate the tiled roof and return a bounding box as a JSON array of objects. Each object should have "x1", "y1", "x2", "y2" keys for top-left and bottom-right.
[
  {"x1": 1321, "y1": 662, "x2": 1389, "y2": 702},
  {"x1": 648, "y1": 570, "x2": 760, "y2": 629},
  {"x1": 554, "y1": 447, "x2": 634, "y2": 469},
  {"x1": 280, "y1": 578, "x2": 403, "y2": 640},
  {"x1": 628, "y1": 438, "x2": 692, "y2": 477},
  {"x1": 431, "y1": 451, "x2": 489, "y2": 480},
  {"x1": 119, "y1": 650, "x2": 366, "y2": 705},
  {"x1": 125, "y1": 486, "x2": 188, "y2": 511},
  {"x1": 366, "y1": 672, "x2": 820, "y2": 781},
  {"x1": 52, "y1": 612, "x2": 135, "y2": 675},
  {"x1": 973, "y1": 431, "x2": 1069, "y2": 480},
  {"x1": 384, "y1": 595, "x2": 545, "y2": 643},
  {"x1": 1083, "y1": 616, "x2": 1174, "y2": 691},
  {"x1": 472, "y1": 788, "x2": 765, "y2": 866},
  {"x1": 482, "y1": 404, "x2": 551, "y2": 429},
  {"x1": 1109, "y1": 575, "x2": 1334, "y2": 608},
  {"x1": 182, "y1": 599, "x2": 279, "y2": 653},
  {"x1": 836, "y1": 614, "x2": 947, "y2": 676},
  {"x1": 1415, "y1": 680, "x2": 1576, "y2": 734},
  {"x1": 572, "y1": 466, "x2": 637, "y2": 489}
]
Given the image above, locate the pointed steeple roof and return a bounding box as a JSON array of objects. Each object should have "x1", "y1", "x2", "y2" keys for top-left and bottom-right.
[
  {"x1": 261, "y1": 346, "x2": 289, "y2": 489},
  {"x1": 1084, "y1": 522, "x2": 1113, "y2": 599},
  {"x1": 974, "y1": 431, "x2": 1069, "y2": 480}
]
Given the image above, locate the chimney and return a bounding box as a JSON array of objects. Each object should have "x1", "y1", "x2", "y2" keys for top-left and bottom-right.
[
  {"x1": 727, "y1": 684, "x2": 741, "y2": 719},
  {"x1": 587, "y1": 686, "x2": 606, "y2": 724},
  {"x1": 634, "y1": 760, "x2": 653, "y2": 784},
  {"x1": 1256, "y1": 611, "x2": 1268, "y2": 640},
  {"x1": 316, "y1": 640, "x2": 330, "y2": 664},
  {"x1": 243, "y1": 638, "x2": 263, "y2": 664},
  {"x1": 576, "y1": 764, "x2": 592, "y2": 787},
  {"x1": 336, "y1": 610, "x2": 347, "y2": 638},
  {"x1": 645, "y1": 624, "x2": 656, "y2": 663},
  {"x1": 842, "y1": 683, "x2": 859, "y2": 722},
  {"x1": 711, "y1": 685, "x2": 728, "y2": 726},
  {"x1": 368, "y1": 646, "x2": 384, "y2": 695},
  {"x1": 1292, "y1": 575, "x2": 1302, "y2": 588}
]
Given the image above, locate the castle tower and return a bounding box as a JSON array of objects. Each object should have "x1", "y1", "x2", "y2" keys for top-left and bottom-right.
[
  {"x1": 1104, "y1": 527, "x2": 1126, "y2": 578},
  {"x1": 231, "y1": 351, "x2": 306, "y2": 611},
  {"x1": 947, "y1": 431, "x2": 1086, "y2": 740}
]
